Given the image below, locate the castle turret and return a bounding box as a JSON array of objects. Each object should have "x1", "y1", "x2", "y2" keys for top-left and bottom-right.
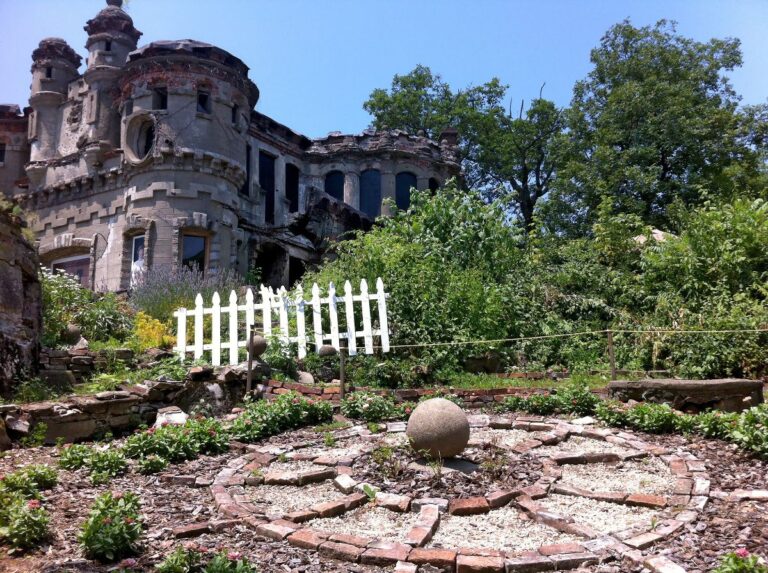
[
  {"x1": 27, "y1": 38, "x2": 81, "y2": 164},
  {"x1": 84, "y1": 0, "x2": 141, "y2": 70}
]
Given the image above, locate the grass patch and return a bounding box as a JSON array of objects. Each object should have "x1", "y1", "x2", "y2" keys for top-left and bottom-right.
[
  {"x1": 312, "y1": 421, "x2": 351, "y2": 433},
  {"x1": 438, "y1": 372, "x2": 612, "y2": 391}
]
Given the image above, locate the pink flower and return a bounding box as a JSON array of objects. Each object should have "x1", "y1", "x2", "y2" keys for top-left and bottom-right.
[
  {"x1": 27, "y1": 500, "x2": 42, "y2": 510},
  {"x1": 124, "y1": 517, "x2": 135, "y2": 524},
  {"x1": 112, "y1": 491, "x2": 124, "y2": 500},
  {"x1": 736, "y1": 548, "x2": 750, "y2": 559},
  {"x1": 118, "y1": 558, "x2": 139, "y2": 568},
  {"x1": 227, "y1": 551, "x2": 242, "y2": 561},
  {"x1": 103, "y1": 517, "x2": 113, "y2": 525}
]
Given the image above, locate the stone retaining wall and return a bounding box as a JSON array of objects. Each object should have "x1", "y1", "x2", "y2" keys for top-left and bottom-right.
[{"x1": 38, "y1": 347, "x2": 135, "y2": 386}]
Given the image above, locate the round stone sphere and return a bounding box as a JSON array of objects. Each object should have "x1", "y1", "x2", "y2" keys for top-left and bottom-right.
[{"x1": 406, "y1": 398, "x2": 470, "y2": 459}]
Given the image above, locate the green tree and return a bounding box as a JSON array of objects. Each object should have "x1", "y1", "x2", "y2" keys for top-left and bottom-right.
[
  {"x1": 550, "y1": 19, "x2": 765, "y2": 234},
  {"x1": 364, "y1": 66, "x2": 566, "y2": 231}
]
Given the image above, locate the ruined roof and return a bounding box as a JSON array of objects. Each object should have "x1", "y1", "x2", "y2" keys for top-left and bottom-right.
[
  {"x1": 0, "y1": 105, "x2": 23, "y2": 118},
  {"x1": 129, "y1": 40, "x2": 250, "y2": 78},
  {"x1": 31, "y1": 38, "x2": 82, "y2": 67},
  {"x1": 84, "y1": 1, "x2": 142, "y2": 43}
]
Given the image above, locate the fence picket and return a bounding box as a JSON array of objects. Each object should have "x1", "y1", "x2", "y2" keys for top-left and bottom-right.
[
  {"x1": 344, "y1": 280, "x2": 357, "y2": 356},
  {"x1": 376, "y1": 277, "x2": 390, "y2": 353},
  {"x1": 194, "y1": 293, "x2": 204, "y2": 359},
  {"x1": 360, "y1": 279, "x2": 374, "y2": 353},
  {"x1": 173, "y1": 278, "x2": 389, "y2": 363},
  {"x1": 211, "y1": 292, "x2": 221, "y2": 366},
  {"x1": 228, "y1": 290, "x2": 238, "y2": 365},
  {"x1": 312, "y1": 283, "x2": 323, "y2": 351},
  {"x1": 175, "y1": 308, "x2": 187, "y2": 360},
  {"x1": 295, "y1": 285, "x2": 307, "y2": 358}
]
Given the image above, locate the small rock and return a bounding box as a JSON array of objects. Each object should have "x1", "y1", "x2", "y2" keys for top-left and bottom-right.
[
  {"x1": 333, "y1": 474, "x2": 357, "y2": 494},
  {"x1": 571, "y1": 416, "x2": 596, "y2": 425},
  {"x1": 154, "y1": 406, "x2": 189, "y2": 427},
  {"x1": 5, "y1": 413, "x2": 30, "y2": 435},
  {"x1": 297, "y1": 371, "x2": 315, "y2": 385}
]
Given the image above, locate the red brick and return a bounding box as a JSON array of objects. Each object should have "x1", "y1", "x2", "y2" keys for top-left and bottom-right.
[
  {"x1": 394, "y1": 560, "x2": 418, "y2": 572},
  {"x1": 520, "y1": 485, "x2": 548, "y2": 499},
  {"x1": 288, "y1": 529, "x2": 327, "y2": 550},
  {"x1": 311, "y1": 499, "x2": 347, "y2": 518},
  {"x1": 255, "y1": 522, "x2": 295, "y2": 540},
  {"x1": 330, "y1": 533, "x2": 373, "y2": 547},
  {"x1": 361, "y1": 542, "x2": 411, "y2": 565},
  {"x1": 376, "y1": 492, "x2": 412, "y2": 512},
  {"x1": 486, "y1": 489, "x2": 517, "y2": 508},
  {"x1": 625, "y1": 532, "x2": 663, "y2": 549},
  {"x1": 456, "y1": 554, "x2": 505, "y2": 572},
  {"x1": 589, "y1": 491, "x2": 627, "y2": 503},
  {"x1": 298, "y1": 467, "x2": 336, "y2": 484},
  {"x1": 548, "y1": 553, "x2": 599, "y2": 569},
  {"x1": 644, "y1": 555, "x2": 687, "y2": 573},
  {"x1": 173, "y1": 522, "x2": 209, "y2": 538},
  {"x1": 503, "y1": 552, "x2": 554, "y2": 572},
  {"x1": 626, "y1": 493, "x2": 667, "y2": 509},
  {"x1": 264, "y1": 471, "x2": 299, "y2": 485},
  {"x1": 404, "y1": 526, "x2": 434, "y2": 547},
  {"x1": 343, "y1": 492, "x2": 368, "y2": 510},
  {"x1": 449, "y1": 497, "x2": 490, "y2": 515},
  {"x1": 415, "y1": 504, "x2": 440, "y2": 532},
  {"x1": 409, "y1": 547, "x2": 457, "y2": 568},
  {"x1": 319, "y1": 541, "x2": 363, "y2": 562},
  {"x1": 538, "y1": 543, "x2": 584, "y2": 556},
  {"x1": 284, "y1": 510, "x2": 318, "y2": 523},
  {"x1": 458, "y1": 548, "x2": 503, "y2": 557}
]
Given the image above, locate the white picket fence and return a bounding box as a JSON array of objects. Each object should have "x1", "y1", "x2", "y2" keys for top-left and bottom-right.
[{"x1": 173, "y1": 278, "x2": 390, "y2": 365}]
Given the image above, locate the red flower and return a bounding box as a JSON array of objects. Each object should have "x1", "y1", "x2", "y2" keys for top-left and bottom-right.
[
  {"x1": 124, "y1": 517, "x2": 135, "y2": 524},
  {"x1": 27, "y1": 500, "x2": 42, "y2": 510},
  {"x1": 228, "y1": 551, "x2": 242, "y2": 561},
  {"x1": 736, "y1": 548, "x2": 750, "y2": 559},
  {"x1": 208, "y1": 429, "x2": 217, "y2": 436},
  {"x1": 112, "y1": 491, "x2": 124, "y2": 500},
  {"x1": 103, "y1": 517, "x2": 113, "y2": 525}
]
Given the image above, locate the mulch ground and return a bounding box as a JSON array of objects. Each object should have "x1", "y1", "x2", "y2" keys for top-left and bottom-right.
[{"x1": 1, "y1": 421, "x2": 766, "y2": 572}]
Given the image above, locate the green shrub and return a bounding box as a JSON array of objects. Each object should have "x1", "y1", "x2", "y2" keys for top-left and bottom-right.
[
  {"x1": 713, "y1": 550, "x2": 768, "y2": 573},
  {"x1": 79, "y1": 491, "x2": 142, "y2": 562},
  {"x1": 340, "y1": 392, "x2": 399, "y2": 423},
  {"x1": 730, "y1": 405, "x2": 768, "y2": 458},
  {"x1": 40, "y1": 267, "x2": 91, "y2": 347},
  {"x1": 86, "y1": 449, "x2": 127, "y2": 483},
  {"x1": 77, "y1": 293, "x2": 134, "y2": 343},
  {"x1": 137, "y1": 455, "x2": 169, "y2": 475},
  {"x1": 262, "y1": 337, "x2": 298, "y2": 379},
  {"x1": 695, "y1": 410, "x2": 738, "y2": 439},
  {"x1": 554, "y1": 383, "x2": 600, "y2": 416},
  {"x1": 12, "y1": 379, "x2": 65, "y2": 404},
  {"x1": 156, "y1": 546, "x2": 258, "y2": 573},
  {"x1": 19, "y1": 422, "x2": 48, "y2": 448},
  {"x1": 203, "y1": 552, "x2": 258, "y2": 573},
  {"x1": 156, "y1": 546, "x2": 202, "y2": 573},
  {"x1": 594, "y1": 400, "x2": 628, "y2": 427},
  {"x1": 3, "y1": 498, "x2": 50, "y2": 549},
  {"x1": 672, "y1": 413, "x2": 697, "y2": 434},
  {"x1": 624, "y1": 403, "x2": 678, "y2": 434},
  {"x1": 0, "y1": 465, "x2": 58, "y2": 499},
  {"x1": 58, "y1": 444, "x2": 92, "y2": 470},
  {"x1": 229, "y1": 392, "x2": 333, "y2": 443}
]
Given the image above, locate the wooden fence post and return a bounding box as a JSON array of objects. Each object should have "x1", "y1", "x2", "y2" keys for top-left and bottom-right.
[{"x1": 607, "y1": 330, "x2": 617, "y2": 381}]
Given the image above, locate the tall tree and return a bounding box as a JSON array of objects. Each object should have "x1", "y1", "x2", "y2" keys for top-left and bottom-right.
[
  {"x1": 549, "y1": 19, "x2": 764, "y2": 234},
  {"x1": 364, "y1": 66, "x2": 566, "y2": 230}
]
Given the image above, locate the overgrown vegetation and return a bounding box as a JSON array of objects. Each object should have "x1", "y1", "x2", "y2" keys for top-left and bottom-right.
[
  {"x1": 79, "y1": 491, "x2": 142, "y2": 562},
  {"x1": 229, "y1": 392, "x2": 333, "y2": 443},
  {"x1": 0, "y1": 465, "x2": 57, "y2": 551}
]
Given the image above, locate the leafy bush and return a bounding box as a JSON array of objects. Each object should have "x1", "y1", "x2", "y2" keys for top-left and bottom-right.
[
  {"x1": 624, "y1": 403, "x2": 678, "y2": 434},
  {"x1": 40, "y1": 267, "x2": 91, "y2": 347},
  {"x1": 123, "y1": 417, "x2": 229, "y2": 464},
  {"x1": 86, "y1": 449, "x2": 128, "y2": 484},
  {"x1": 594, "y1": 400, "x2": 629, "y2": 426},
  {"x1": 19, "y1": 422, "x2": 48, "y2": 448},
  {"x1": 77, "y1": 293, "x2": 134, "y2": 343},
  {"x1": 229, "y1": 392, "x2": 333, "y2": 443},
  {"x1": 3, "y1": 498, "x2": 50, "y2": 550},
  {"x1": 156, "y1": 546, "x2": 259, "y2": 573},
  {"x1": 137, "y1": 455, "x2": 169, "y2": 475},
  {"x1": 714, "y1": 549, "x2": 768, "y2": 573},
  {"x1": 0, "y1": 465, "x2": 58, "y2": 499},
  {"x1": 340, "y1": 392, "x2": 399, "y2": 423},
  {"x1": 262, "y1": 337, "x2": 298, "y2": 379},
  {"x1": 79, "y1": 491, "x2": 142, "y2": 562},
  {"x1": 130, "y1": 265, "x2": 241, "y2": 325},
  {"x1": 129, "y1": 311, "x2": 175, "y2": 352},
  {"x1": 12, "y1": 378, "x2": 65, "y2": 404},
  {"x1": 695, "y1": 410, "x2": 738, "y2": 439},
  {"x1": 730, "y1": 405, "x2": 768, "y2": 458},
  {"x1": 58, "y1": 444, "x2": 92, "y2": 470},
  {"x1": 554, "y1": 383, "x2": 601, "y2": 416}
]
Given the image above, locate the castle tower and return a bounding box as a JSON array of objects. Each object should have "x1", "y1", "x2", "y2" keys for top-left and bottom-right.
[
  {"x1": 27, "y1": 38, "x2": 81, "y2": 164},
  {"x1": 82, "y1": 0, "x2": 142, "y2": 148}
]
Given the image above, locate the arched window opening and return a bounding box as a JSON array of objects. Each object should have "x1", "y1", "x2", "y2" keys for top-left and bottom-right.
[
  {"x1": 428, "y1": 177, "x2": 440, "y2": 192},
  {"x1": 359, "y1": 169, "x2": 381, "y2": 218},
  {"x1": 137, "y1": 121, "x2": 155, "y2": 159},
  {"x1": 286, "y1": 163, "x2": 300, "y2": 213},
  {"x1": 395, "y1": 172, "x2": 417, "y2": 210},
  {"x1": 324, "y1": 170, "x2": 344, "y2": 201}
]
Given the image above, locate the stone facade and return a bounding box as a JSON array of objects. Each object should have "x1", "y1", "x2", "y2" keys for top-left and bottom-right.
[
  {"x1": 0, "y1": 211, "x2": 41, "y2": 397},
  {"x1": 0, "y1": 0, "x2": 459, "y2": 291}
]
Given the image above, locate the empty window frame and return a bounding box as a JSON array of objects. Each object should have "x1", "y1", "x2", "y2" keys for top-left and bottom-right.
[
  {"x1": 428, "y1": 177, "x2": 440, "y2": 192},
  {"x1": 197, "y1": 91, "x2": 211, "y2": 114},
  {"x1": 240, "y1": 143, "x2": 252, "y2": 196},
  {"x1": 324, "y1": 170, "x2": 344, "y2": 201},
  {"x1": 151, "y1": 87, "x2": 168, "y2": 110},
  {"x1": 286, "y1": 163, "x2": 300, "y2": 213},
  {"x1": 231, "y1": 104, "x2": 239, "y2": 125},
  {"x1": 105, "y1": 40, "x2": 112, "y2": 52},
  {"x1": 181, "y1": 234, "x2": 207, "y2": 273},
  {"x1": 52, "y1": 256, "x2": 91, "y2": 289},
  {"x1": 45, "y1": 67, "x2": 53, "y2": 79},
  {"x1": 395, "y1": 172, "x2": 417, "y2": 210},
  {"x1": 0, "y1": 143, "x2": 6, "y2": 164},
  {"x1": 359, "y1": 169, "x2": 381, "y2": 218},
  {"x1": 124, "y1": 98, "x2": 134, "y2": 117},
  {"x1": 259, "y1": 151, "x2": 276, "y2": 224},
  {"x1": 130, "y1": 235, "x2": 146, "y2": 287}
]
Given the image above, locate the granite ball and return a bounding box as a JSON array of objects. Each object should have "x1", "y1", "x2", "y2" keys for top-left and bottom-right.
[{"x1": 406, "y1": 398, "x2": 469, "y2": 459}]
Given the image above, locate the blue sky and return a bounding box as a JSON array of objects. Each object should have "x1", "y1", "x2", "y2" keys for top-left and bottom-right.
[{"x1": 1, "y1": 0, "x2": 766, "y2": 138}]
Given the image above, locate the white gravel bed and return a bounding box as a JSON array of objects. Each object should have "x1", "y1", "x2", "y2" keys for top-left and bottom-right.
[
  {"x1": 266, "y1": 460, "x2": 327, "y2": 473},
  {"x1": 381, "y1": 432, "x2": 411, "y2": 447},
  {"x1": 540, "y1": 493, "x2": 660, "y2": 533},
  {"x1": 469, "y1": 428, "x2": 546, "y2": 449},
  {"x1": 311, "y1": 506, "x2": 417, "y2": 541},
  {"x1": 535, "y1": 436, "x2": 633, "y2": 456},
  {"x1": 249, "y1": 481, "x2": 343, "y2": 513},
  {"x1": 429, "y1": 507, "x2": 578, "y2": 553},
  {"x1": 559, "y1": 457, "x2": 674, "y2": 495},
  {"x1": 296, "y1": 441, "x2": 369, "y2": 460}
]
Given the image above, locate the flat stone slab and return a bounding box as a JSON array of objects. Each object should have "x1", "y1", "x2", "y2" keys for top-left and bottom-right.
[{"x1": 608, "y1": 378, "x2": 763, "y2": 412}]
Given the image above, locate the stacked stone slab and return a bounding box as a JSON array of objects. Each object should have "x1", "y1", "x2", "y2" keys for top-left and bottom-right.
[
  {"x1": 0, "y1": 211, "x2": 41, "y2": 398},
  {"x1": 608, "y1": 379, "x2": 764, "y2": 413}
]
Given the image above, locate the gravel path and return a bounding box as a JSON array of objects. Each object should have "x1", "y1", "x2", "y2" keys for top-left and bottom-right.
[
  {"x1": 250, "y1": 482, "x2": 344, "y2": 513},
  {"x1": 310, "y1": 506, "x2": 417, "y2": 542},
  {"x1": 540, "y1": 493, "x2": 660, "y2": 534},
  {"x1": 535, "y1": 435, "x2": 634, "y2": 456},
  {"x1": 429, "y1": 506, "x2": 578, "y2": 553},
  {"x1": 559, "y1": 457, "x2": 674, "y2": 495}
]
